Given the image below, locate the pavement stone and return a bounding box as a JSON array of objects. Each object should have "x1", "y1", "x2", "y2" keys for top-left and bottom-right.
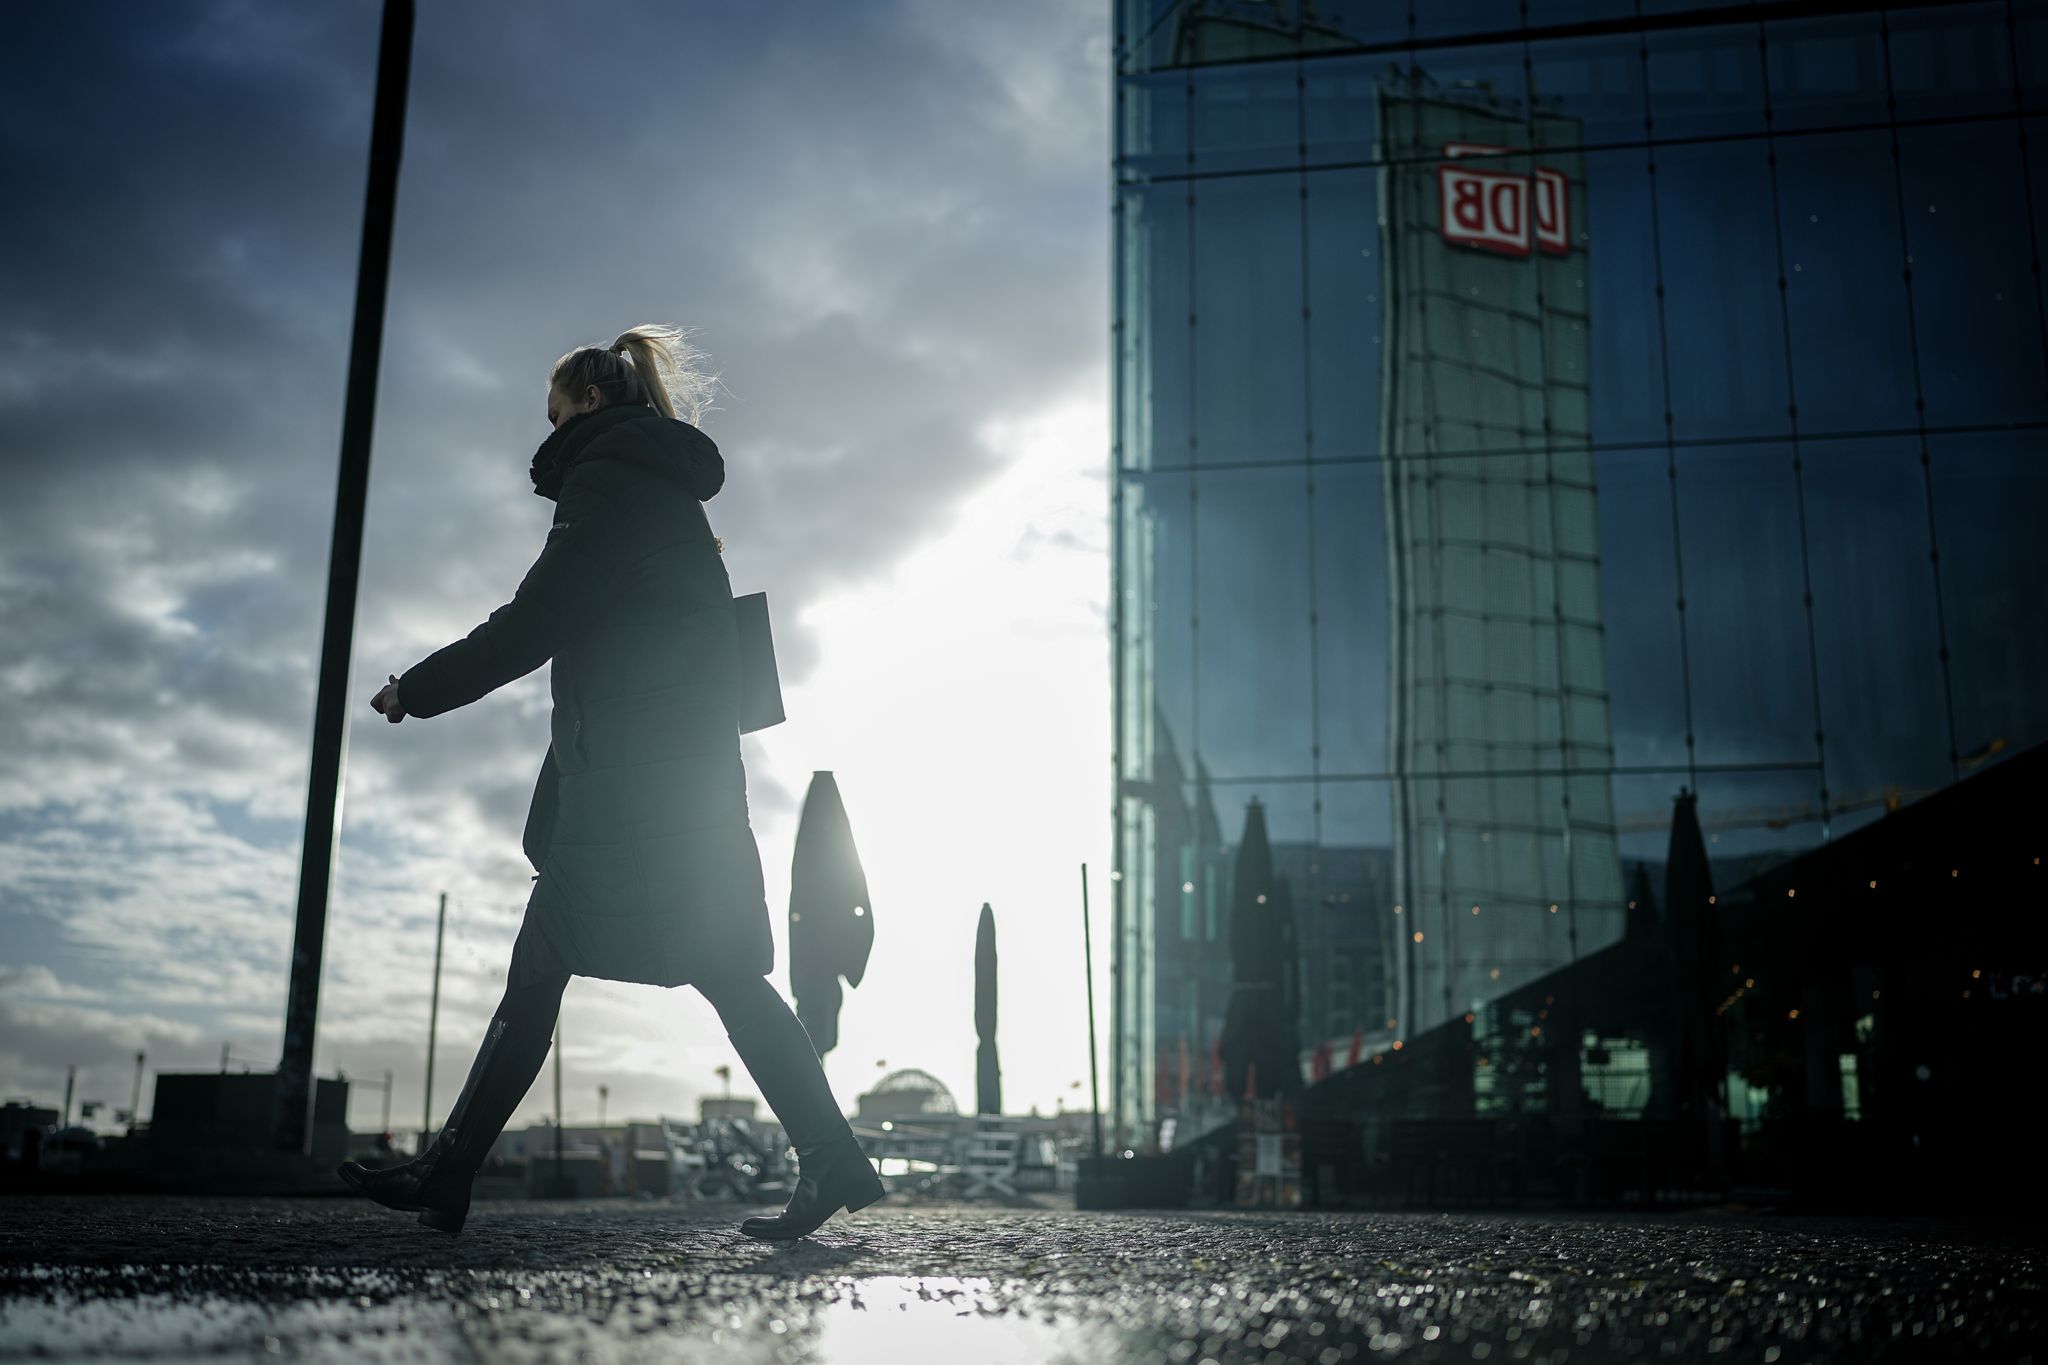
[{"x1": 0, "y1": 1197, "x2": 2037, "y2": 1363}]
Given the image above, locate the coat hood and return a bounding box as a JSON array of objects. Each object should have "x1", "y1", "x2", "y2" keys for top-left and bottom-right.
[{"x1": 530, "y1": 402, "x2": 725, "y2": 502}]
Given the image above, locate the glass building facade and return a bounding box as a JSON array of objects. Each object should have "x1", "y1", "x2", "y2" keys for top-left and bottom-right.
[{"x1": 1111, "y1": 0, "x2": 2048, "y2": 1148}]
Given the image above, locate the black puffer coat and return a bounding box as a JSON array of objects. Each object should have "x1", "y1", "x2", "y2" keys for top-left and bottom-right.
[{"x1": 399, "y1": 402, "x2": 771, "y2": 987}]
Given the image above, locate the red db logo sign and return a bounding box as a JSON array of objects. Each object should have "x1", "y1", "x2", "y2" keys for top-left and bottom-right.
[{"x1": 1437, "y1": 143, "x2": 1571, "y2": 258}]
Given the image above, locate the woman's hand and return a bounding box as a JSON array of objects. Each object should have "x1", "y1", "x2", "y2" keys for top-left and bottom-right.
[{"x1": 371, "y1": 673, "x2": 407, "y2": 724}]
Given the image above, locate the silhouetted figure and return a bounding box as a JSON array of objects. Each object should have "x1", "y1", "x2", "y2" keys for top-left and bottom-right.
[{"x1": 337, "y1": 327, "x2": 881, "y2": 1240}]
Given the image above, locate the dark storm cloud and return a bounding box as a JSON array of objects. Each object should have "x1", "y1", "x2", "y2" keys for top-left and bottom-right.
[{"x1": 0, "y1": 0, "x2": 1106, "y2": 1109}]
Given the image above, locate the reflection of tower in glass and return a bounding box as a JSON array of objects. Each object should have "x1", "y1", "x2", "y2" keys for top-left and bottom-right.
[{"x1": 1377, "y1": 78, "x2": 1625, "y2": 1038}]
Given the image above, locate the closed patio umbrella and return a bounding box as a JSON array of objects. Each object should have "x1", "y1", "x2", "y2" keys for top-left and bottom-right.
[
  {"x1": 788, "y1": 771, "x2": 873, "y2": 1056},
  {"x1": 1663, "y1": 788, "x2": 1722, "y2": 1126},
  {"x1": 975, "y1": 902, "x2": 1001, "y2": 1115},
  {"x1": 1218, "y1": 799, "x2": 1303, "y2": 1101}
]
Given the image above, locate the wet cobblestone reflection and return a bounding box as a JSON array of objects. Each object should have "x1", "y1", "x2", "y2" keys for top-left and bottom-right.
[{"x1": 0, "y1": 1199, "x2": 2036, "y2": 1362}]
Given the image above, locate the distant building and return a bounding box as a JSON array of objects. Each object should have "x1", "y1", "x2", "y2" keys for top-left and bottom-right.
[
  {"x1": 1274, "y1": 841, "x2": 1389, "y2": 1054},
  {"x1": 149, "y1": 1072, "x2": 349, "y2": 1171},
  {"x1": 699, "y1": 1096, "x2": 758, "y2": 1124},
  {"x1": 483, "y1": 1120, "x2": 685, "y2": 1199},
  {"x1": 1, "y1": 1101, "x2": 58, "y2": 1164},
  {"x1": 1376, "y1": 85, "x2": 1624, "y2": 1039},
  {"x1": 855, "y1": 1069, "x2": 959, "y2": 1123}
]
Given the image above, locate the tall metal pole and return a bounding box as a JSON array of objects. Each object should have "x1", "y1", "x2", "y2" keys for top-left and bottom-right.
[
  {"x1": 553, "y1": 1019, "x2": 566, "y2": 1194},
  {"x1": 1107, "y1": 843, "x2": 1125, "y2": 1150},
  {"x1": 274, "y1": 0, "x2": 416, "y2": 1154},
  {"x1": 62, "y1": 1066, "x2": 76, "y2": 1130},
  {"x1": 422, "y1": 890, "x2": 447, "y2": 1138},
  {"x1": 130, "y1": 1052, "x2": 146, "y2": 1128},
  {"x1": 1106, "y1": 0, "x2": 1128, "y2": 1166},
  {"x1": 1082, "y1": 864, "x2": 1104, "y2": 1161}
]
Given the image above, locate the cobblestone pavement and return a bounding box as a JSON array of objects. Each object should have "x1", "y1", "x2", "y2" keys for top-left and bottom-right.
[{"x1": 0, "y1": 1197, "x2": 2037, "y2": 1363}]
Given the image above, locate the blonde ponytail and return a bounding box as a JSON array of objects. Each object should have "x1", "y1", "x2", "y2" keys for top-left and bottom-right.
[{"x1": 550, "y1": 324, "x2": 723, "y2": 426}]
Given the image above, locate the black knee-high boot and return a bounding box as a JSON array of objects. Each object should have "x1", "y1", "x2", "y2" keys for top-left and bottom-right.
[
  {"x1": 714, "y1": 980, "x2": 883, "y2": 1239},
  {"x1": 337, "y1": 1011, "x2": 555, "y2": 1235}
]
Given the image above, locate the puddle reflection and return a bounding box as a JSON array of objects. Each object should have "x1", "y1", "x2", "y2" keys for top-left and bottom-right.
[
  {"x1": 0, "y1": 1276, "x2": 1093, "y2": 1364},
  {"x1": 804, "y1": 1276, "x2": 1077, "y2": 1364}
]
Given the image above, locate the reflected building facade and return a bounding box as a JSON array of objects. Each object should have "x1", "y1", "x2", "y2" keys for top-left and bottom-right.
[
  {"x1": 1111, "y1": 0, "x2": 2048, "y2": 1148},
  {"x1": 1377, "y1": 87, "x2": 1624, "y2": 1041}
]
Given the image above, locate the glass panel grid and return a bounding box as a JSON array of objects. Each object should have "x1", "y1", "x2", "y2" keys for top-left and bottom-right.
[{"x1": 1109, "y1": 1, "x2": 2038, "y2": 1147}]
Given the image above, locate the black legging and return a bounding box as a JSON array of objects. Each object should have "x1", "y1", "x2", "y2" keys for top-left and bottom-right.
[
  {"x1": 494, "y1": 924, "x2": 790, "y2": 1044},
  {"x1": 445, "y1": 920, "x2": 846, "y2": 1170},
  {"x1": 424, "y1": 905, "x2": 857, "y2": 1192}
]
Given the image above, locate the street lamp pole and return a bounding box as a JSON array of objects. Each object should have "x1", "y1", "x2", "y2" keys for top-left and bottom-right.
[
  {"x1": 553, "y1": 1018, "x2": 566, "y2": 1195},
  {"x1": 422, "y1": 890, "x2": 447, "y2": 1141},
  {"x1": 273, "y1": 0, "x2": 416, "y2": 1154},
  {"x1": 1082, "y1": 863, "x2": 1104, "y2": 1160}
]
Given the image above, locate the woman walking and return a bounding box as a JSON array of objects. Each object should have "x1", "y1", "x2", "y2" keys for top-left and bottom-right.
[{"x1": 338, "y1": 325, "x2": 883, "y2": 1239}]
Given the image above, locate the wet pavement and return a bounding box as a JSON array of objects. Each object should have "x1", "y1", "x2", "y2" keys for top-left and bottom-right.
[{"x1": 0, "y1": 1197, "x2": 2037, "y2": 1363}]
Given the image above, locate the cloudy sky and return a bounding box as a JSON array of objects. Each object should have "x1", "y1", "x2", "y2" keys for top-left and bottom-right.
[{"x1": 0, "y1": 1, "x2": 1112, "y2": 1136}]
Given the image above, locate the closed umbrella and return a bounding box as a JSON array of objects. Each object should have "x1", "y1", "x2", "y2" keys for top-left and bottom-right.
[
  {"x1": 788, "y1": 771, "x2": 873, "y2": 1056},
  {"x1": 975, "y1": 902, "x2": 1001, "y2": 1115},
  {"x1": 1218, "y1": 799, "x2": 1303, "y2": 1101},
  {"x1": 1659, "y1": 788, "x2": 1721, "y2": 1123}
]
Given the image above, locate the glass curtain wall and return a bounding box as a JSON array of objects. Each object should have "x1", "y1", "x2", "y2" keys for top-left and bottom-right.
[{"x1": 1111, "y1": 0, "x2": 2048, "y2": 1148}]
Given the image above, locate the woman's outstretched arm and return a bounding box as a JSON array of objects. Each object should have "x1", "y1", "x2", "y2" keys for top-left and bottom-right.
[{"x1": 395, "y1": 473, "x2": 628, "y2": 719}]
